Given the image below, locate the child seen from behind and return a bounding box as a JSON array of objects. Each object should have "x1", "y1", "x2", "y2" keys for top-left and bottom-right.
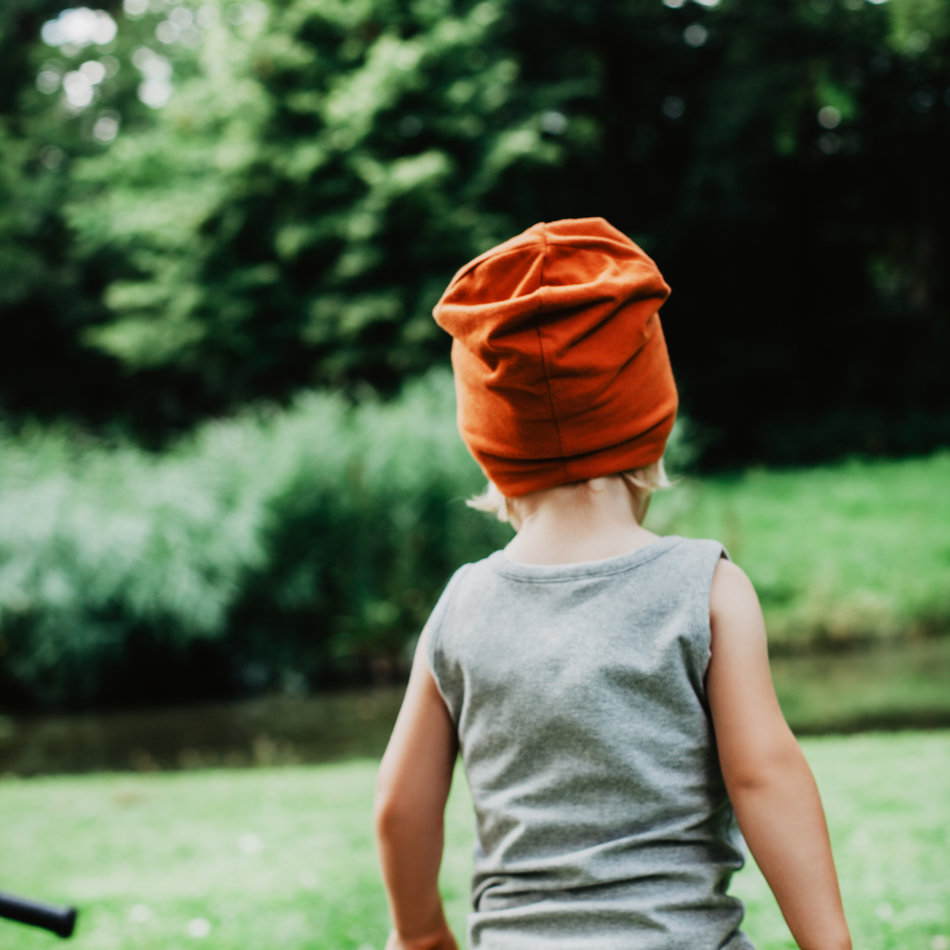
[{"x1": 374, "y1": 218, "x2": 852, "y2": 950}]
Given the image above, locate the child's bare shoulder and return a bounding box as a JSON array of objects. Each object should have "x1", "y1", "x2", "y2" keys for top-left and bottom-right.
[
  {"x1": 711, "y1": 557, "x2": 756, "y2": 595},
  {"x1": 709, "y1": 557, "x2": 766, "y2": 640}
]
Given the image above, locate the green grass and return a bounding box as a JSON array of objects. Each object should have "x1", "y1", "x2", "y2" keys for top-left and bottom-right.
[
  {"x1": 651, "y1": 452, "x2": 950, "y2": 649},
  {"x1": 3, "y1": 732, "x2": 948, "y2": 949}
]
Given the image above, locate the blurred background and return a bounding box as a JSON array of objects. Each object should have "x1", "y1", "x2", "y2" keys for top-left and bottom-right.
[
  {"x1": 1, "y1": 2, "x2": 949, "y2": 948},
  {"x1": 0, "y1": 0, "x2": 948, "y2": 766}
]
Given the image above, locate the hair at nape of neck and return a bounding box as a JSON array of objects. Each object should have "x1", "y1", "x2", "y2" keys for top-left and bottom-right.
[{"x1": 467, "y1": 459, "x2": 672, "y2": 526}]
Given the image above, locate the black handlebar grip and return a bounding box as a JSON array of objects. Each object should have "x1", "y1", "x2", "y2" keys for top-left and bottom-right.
[{"x1": 0, "y1": 891, "x2": 78, "y2": 938}]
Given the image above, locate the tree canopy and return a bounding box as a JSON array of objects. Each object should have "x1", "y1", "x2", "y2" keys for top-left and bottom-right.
[{"x1": 1, "y1": 0, "x2": 948, "y2": 463}]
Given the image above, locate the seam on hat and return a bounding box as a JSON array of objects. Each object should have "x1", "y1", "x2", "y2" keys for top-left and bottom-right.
[
  {"x1": 440, "y1": 229, "x2": 549, "y2": 297},
  {"x1": 534, "y1": 225, "x2": 568, "y2": 480}
]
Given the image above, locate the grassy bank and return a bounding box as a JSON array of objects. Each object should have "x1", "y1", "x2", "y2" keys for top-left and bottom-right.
[
  {"x1": 3, "y1": 731, "x2": 948, "y2": 950},
  {"x1": 653, "y1": 451, "x2": 950, "y2": 649}
]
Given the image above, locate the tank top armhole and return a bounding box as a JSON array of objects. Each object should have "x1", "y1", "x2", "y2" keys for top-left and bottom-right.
[
  {"x1": 697, "y1": 540, "x2": 731, "y2": 686},
  {"x1": 422, "y1": 563, "x2": 472, "y2": 725}
]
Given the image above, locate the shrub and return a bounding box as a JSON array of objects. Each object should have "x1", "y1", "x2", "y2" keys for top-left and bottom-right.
[{"x1": 0, "y1": 372, "x2": 505, "y2": 709}]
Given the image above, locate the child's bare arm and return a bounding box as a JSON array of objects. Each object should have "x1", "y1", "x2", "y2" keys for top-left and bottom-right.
[
  {"x1": 374, "y1": 630, "x2": 459, "y2": 950},
  {"x1": 707, "y1": 559, "x2": 852, "y2": 950}
]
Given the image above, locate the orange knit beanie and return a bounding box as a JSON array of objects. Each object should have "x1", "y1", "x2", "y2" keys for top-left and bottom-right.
[{"x1": 432, "y1": 217, "x2": 678, "y2": 497}]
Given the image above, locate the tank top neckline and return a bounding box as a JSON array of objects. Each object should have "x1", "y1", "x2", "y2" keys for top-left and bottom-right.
[{"x1": 486, "y1": 534, "x2": 685, "y2": 580}]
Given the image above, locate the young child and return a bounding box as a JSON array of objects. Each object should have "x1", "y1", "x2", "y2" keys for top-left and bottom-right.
[{"x1": 374, "y1": 218, "x2": 852, "y2": 950}]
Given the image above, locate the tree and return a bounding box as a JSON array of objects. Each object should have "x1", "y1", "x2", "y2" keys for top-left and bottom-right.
[
  {"x1": 2, "y1": 0, "x2": 947, "y2": 462},
  {"x1": 0, "y1": 2, "x2": 127, "y2": 422},
  {"x1": 66, "y1": 0, "x2": 574, "y2": 417}
]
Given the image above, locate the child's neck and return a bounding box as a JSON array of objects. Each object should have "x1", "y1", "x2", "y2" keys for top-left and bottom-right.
[{"x1": 504, "y1": 476, "x2": 659, "y2": 565}]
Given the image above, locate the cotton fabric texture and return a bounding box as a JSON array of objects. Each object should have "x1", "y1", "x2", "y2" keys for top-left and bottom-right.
[
  {"x1": 424, "y1": 536, "x2": 755, "y2": 950},
  {"x1": 432, "y1": 218, "x2": 678, "y2": 497}
]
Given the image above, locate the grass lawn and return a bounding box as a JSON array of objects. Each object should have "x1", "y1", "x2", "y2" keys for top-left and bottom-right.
[{"x1": 2, "y1": 731, "x2": 948, "y2": 950}]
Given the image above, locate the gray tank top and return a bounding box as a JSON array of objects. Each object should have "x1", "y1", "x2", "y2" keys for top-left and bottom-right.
[{"x1": 425, "y1": 535, "x2": 755, "y2": 950}]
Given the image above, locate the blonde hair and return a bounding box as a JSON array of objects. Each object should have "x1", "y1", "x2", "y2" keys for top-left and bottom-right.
[{"x1": 467, "y1": 459, "x2": 672, "y2": 525}]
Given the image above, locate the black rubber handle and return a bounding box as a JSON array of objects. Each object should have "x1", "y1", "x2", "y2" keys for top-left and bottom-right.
[{"x1": 0, "y1": 891, "x2": 78, "y2": 938}]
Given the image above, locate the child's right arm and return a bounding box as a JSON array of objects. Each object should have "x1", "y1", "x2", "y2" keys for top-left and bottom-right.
[
  {"x1": 374, "y1": 628, "x2": 459, "y2": 950},
  {"x1": 707, "y1": 559, "x2": 852, "y2": 950}
]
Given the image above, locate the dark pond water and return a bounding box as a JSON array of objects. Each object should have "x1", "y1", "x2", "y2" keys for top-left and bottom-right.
[
  {"x1": 1, "y1": 639, "x2": 948, "y2": 776},
  {"x1": 0, "y1": 687, "x2": 406, "y2": 777}
]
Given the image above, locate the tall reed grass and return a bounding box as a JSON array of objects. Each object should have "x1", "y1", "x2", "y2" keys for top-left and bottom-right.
[{"x1": 0, "y1": 373, "x2": 502, "y2": 708}]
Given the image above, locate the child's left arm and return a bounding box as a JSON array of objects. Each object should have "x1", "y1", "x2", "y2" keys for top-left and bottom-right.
[
  {"x1": 374, "y1": 629, "x2": 460, "y2": 950},
  {"x1": 707, "y1": 559, "x2": 851, "y2": 950}
]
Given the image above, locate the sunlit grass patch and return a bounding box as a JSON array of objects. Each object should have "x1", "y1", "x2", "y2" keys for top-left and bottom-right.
[
  {"x1": 2, "y1": 732, "x2": 948, "y2": 950},
  {"x1": 3, "y1": 762, "x2": 386, "y2": 950}
]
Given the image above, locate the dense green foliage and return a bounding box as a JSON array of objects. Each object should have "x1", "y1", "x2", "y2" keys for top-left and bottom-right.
[
  {"x1": 0, "y1": 0, "x2": 947, "y2": 462},
  {"x1": 0, "y1": 374, "x2": 505, "y2": 708},
  {"x1": 3, "y1": 732, "x2": 949, "y2": 949},
  {"x1": 0, "y1": 375, "x2": 947, "y2": 710}
]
